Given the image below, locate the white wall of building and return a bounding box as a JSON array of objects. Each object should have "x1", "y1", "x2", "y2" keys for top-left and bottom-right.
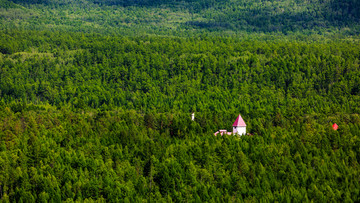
[{"x1": 233, "y1": 126, "x2": 246, "y2": 135}]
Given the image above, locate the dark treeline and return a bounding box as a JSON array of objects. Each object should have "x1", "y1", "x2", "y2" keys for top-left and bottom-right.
[
  {"x1": 1, "y1": 0, "x2": 359, "y2": 36},
  {"x1": 0, "y1": 29, "x2": 360, "y2": 201}
]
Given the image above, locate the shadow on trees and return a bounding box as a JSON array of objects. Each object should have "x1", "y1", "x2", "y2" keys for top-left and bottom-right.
[
  {"x1": 328, "y1": 0, "x2": 360, "y2": 21},
  {"x1": 7, "y1": 0, "x2": 224, "y2": 10},
  {"x1": 184, "y1": 0, "x2": 360, "y2": 34},
  {"x1": 90, "y1": 0, "x2": 219, "y2": 8}
]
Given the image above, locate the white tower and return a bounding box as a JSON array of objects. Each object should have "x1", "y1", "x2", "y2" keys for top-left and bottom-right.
[
  {"x1": 191, "y1": 112, "x2": 195, "y2": 121},
  {"x1": 232, "y1": 114, "x2": 246, "y2": 135}
]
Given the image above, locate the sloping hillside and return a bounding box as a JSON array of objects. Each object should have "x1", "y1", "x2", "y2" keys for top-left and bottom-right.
[
  {"x1": 0, "y1": 29, "x2": 360, "y2": 202},
  {"x1": 0, "y1": 0, "x2": 359, "y2": 36},
  {"x1": 1, "y1": 1, "x2": 360, "y2": 202}
]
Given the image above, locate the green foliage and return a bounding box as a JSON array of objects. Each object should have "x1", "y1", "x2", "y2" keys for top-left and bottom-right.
[
  {"x1": 1, "y1": 104, "x2": 360, "y2": 202},
  {"x1": 0, "y1": 29, "x2": 359, "y2": 201},
  {"x1": 0, "y1": 0, "x2": 360, "y2": 201},
  {"x1": 1, "y1": 30, "x2": 360, "y2": 118},
  {"x1": 0, "y1": 0, "x2": 20, "y2": 8},
  {"x1": 0, "y1": 0, "x2": 359, "y2": 36}
]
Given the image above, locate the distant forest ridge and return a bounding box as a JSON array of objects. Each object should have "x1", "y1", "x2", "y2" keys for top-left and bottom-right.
[{"x1": 1, "y1": 0, "x2": 359, "y2": 36}]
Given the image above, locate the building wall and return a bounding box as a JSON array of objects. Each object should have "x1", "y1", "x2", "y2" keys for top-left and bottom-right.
[{"x1": 234, "y1": 126, "x2": 246, "y2": 135}]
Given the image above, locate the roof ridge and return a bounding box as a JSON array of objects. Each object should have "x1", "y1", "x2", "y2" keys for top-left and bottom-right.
[{"x1": 232, "y1": 114, "x2": 246, "y2": 127}]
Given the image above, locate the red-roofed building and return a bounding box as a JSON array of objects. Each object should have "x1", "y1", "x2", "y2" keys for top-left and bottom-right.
[
  {"x1": 214, "y1": 114, "x2": 247, "y2": 136},
  {"x1": 332, "y1": 123, "x2": 338, "y2": 130},
  {"x1": 233, "y1": 114, "x2": 246, "y2": 135}
]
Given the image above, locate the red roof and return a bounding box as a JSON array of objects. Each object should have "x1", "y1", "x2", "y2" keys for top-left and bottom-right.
[
  {"x1": 332, "y1": 123, "x2": 338, "y2": 130},
  {"x1": 232, "y1": 114, "x2": 246, "y2": 127},
  {"x1": 214, "y1": 130, "x2": 233, "y2": 136}
]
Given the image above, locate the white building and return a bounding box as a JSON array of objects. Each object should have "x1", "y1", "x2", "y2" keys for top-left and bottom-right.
[
  {"x1": 232, "y1": 114, "x2": 246, "y2": 135},
  {"x1": 214, "y1": 114, "x2": 247, "y2": 136}
]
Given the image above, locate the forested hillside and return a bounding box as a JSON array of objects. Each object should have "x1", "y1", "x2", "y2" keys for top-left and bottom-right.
[
  {"x1": 0, "y1": 0, "x2": 359, "y2": 36},
  {"x1": 1, "y1": 29, "x2": 360, "y2": 201},
  {"x1": 1, "y1": 0, "x2": 360, "y2": 202}
]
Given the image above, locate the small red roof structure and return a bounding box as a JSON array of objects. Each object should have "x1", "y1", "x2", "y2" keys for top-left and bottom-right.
[
  {"x1": 332, "y1": 123, "x2": 338, "y2": 130},
  {"x1": 233, "y1": 114, "x2": 246, "y2": 127},
  {"x1": 214, "y1": 130, "x2": 233, "y2": 136}
]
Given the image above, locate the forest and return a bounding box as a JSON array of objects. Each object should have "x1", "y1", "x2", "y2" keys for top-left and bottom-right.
[
  {"x1": 1, "y1": 0, "x2": 360, "y2": 202},
  {"x1": 0, "y1": 0, "x2": 360, "y2": 36}
]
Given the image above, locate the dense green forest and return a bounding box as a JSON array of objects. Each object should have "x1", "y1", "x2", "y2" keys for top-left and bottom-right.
[
  {"x1": 0, "y1": 0, "x2": 360, "y2": 36},
  {"x1": 1, "y1": 29, "x2": 360, "y2": 202},
  {"x1": 1, "y1": 0, "x2": 360, "y2": 202}
]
